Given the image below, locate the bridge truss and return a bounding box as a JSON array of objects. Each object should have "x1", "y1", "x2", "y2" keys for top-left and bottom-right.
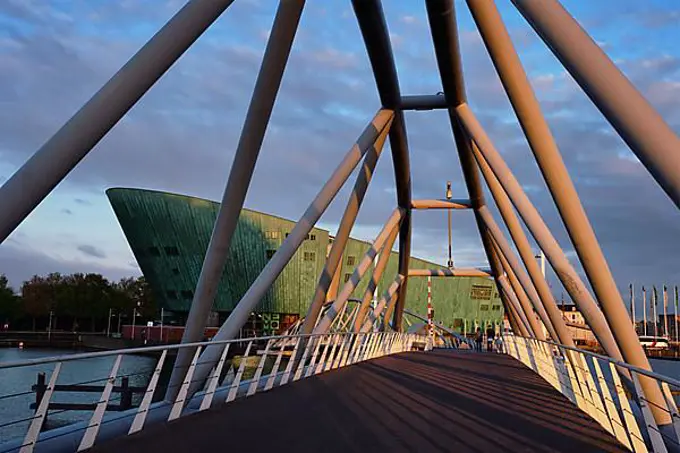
[{"x1": 1, "y1": 0, "x2": 680, "y2": 447}]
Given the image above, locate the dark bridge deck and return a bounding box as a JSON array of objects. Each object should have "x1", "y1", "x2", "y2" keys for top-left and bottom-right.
[{"x1": 94, "y1": 350, "x2": 627, "y2": 453}]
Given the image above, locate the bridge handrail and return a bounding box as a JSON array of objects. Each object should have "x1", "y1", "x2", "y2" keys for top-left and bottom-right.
[
  {"x1": 0, "y1": 332, "x2": 358, "y2": 370},
  {"x1": 528, "y1": 336, "x2": 680, "y2": 389}
]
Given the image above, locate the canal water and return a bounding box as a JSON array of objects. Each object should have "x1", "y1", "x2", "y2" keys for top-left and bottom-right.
[
  {"x1": 0, "y1": 348, "x2": 157, "y2": 442},
  {"x1": 1, "y1": 348, "x2": 680, "y2": 444}
]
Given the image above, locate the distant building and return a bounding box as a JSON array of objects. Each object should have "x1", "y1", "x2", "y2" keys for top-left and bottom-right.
[
  {"x1": 558, "y1": 304, "x2": 598, "y2": 346},
  {"x1": 107, "y1": 188, "x2": 504, "y2": 336}
]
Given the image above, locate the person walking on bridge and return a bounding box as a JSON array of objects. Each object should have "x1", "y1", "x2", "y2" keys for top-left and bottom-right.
[
  {"x1": 475, "y1": 327, "x2": 483, "y2": 351},
  {"x1": 486, "y1": 327, "x2": 495, "y2": 352}
]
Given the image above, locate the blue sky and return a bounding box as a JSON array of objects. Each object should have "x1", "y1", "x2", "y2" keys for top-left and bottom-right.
[{"x1": 0, "y1": 0, "x2": 679, "y2": 311}]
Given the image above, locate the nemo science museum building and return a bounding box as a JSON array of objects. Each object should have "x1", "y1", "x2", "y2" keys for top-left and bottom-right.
[{"x1": 107, "y1": 188, "x2": 503, "y2": 337}]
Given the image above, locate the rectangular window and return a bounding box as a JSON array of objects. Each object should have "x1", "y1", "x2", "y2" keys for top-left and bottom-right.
[
  {"x1": 346, "y1": 256, "x2": 356, "y2": 266},
  {"x1": 164, "y1": 246, "x2": 179, "y2": 256},
  {"x1": 344, "y1": 273, "x2": 352, "y2": 283},
  {"x1": 148, "y1": 246, "x2": 161, "y2": 257},
  {"x1": 265, "y1": 231, "x2": 280, "y2": 239},
  {"x1": 492, "y1": 305, "x2": 501, "y2": 311},
  {"x1": 480, "y1": 304, "x2": 490, "y2": 311},
  {"x1": 266, "y1": 249, "x2": 276, "y2": 260},
  {"x1": 181, "y1": 290, "x2": 193, "y2": 299},
  {"x1": 310, "y1": 234, "x2": 316, "y2": 241},
  {"x1": 303, "y1": 251, "x2": 316, "y2": 261},
  {"x1": 166, "y1": 290, "x2": 178, "y2": 300},
  {"x1": 470, "y1": 284, "x2": 492, "y2": 300}
]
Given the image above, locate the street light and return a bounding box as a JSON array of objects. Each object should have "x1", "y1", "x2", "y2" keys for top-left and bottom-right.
[{"x1": 446, "y1": 181, "x2": 454, "y2": 268}]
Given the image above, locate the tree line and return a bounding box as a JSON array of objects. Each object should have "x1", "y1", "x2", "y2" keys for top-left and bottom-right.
[{"x1": 0, "y1": 273, "x2": 157, "y2": 332}]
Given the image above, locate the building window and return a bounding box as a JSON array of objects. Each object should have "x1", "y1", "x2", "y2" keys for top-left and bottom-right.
[
  {"x1": 266, "y1": 249, "x2": 276, "y2": 260},
  {"x1": 344, "y1": 273, "x2": 352, "y2": 283},
  {"x1": 346, "y1": 256, "x2": 356, "y2": 266},
  {"x1": 164, "y1": 246, "x2": 179, "y2": 256},
  {"x1": 493, "y1": 292, "x2": 498, "y2": 299},
  {"x1": 265, "y1": 231, "x2": 280, "y2": 239},
  {"x1": 470, "y1": 284, "x2": 492, "y2": 300},
  {"x1": 310, "y1": 234, "x2": 316, "y2": 241},
  {"x1": 148, "y1": 246, "x2": 161, "y2": 257},
  {"x1": 492, "y1": 305, "x2": 501, "y2": 311},
  {"x1": 303, "y1": 251, "x2": 316, "y2": 261},
  {"x1": 181, "y1": 290, "x2": 193, "y2": 299},
  {"x1": 166, "y1": 290, "x2": 178, "y2": 300},
  {"x1": 480, "y1": 304, "x2": 490, "y2": 311},
  {"x1": 171, "y1": 268, "x2": 180, "y2": 275}
]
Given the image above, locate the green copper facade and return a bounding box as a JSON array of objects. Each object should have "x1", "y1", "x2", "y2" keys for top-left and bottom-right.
[{"x1": 107, "y1": 188, "x2": 503, "y2": 332}]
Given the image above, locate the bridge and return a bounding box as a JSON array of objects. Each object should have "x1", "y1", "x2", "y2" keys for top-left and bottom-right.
[{"x1": 1, "y1": 0, "x2": 680, "y2": 451}]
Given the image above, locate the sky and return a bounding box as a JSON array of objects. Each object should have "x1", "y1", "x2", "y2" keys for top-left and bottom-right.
[{"x1": 0, "y1": 0, "x2": 678, "y2": 312}]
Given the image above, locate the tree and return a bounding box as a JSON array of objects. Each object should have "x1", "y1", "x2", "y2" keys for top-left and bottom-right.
[{"x1": 0, "y1": 274, "x2": 19, "y2": 327}]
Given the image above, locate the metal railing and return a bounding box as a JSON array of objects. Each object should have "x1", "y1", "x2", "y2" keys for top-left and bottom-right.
[
  {"x1": 503, "y1": 335, "x2": 680, "y2": 453},
  {"x1": 0, "y1": 331, "x2": 426, "y2": 453}
]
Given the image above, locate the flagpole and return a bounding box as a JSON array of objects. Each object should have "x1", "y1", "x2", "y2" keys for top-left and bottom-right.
[
  {"x1": 675, "y1": 285, "x2": 679, "y2": 343},
  {"x1": 643, "y1": 286, "x2": 647, "y2": 336},
  {"x1": 630, "y1": 283, "x2": 636, "y2": 333},
  {"x1": 653, "y1": 286, "x2": 658, "y2": 338},
  {"x1": 664, "y1": 285, "x2": 669, "y2": 338}
]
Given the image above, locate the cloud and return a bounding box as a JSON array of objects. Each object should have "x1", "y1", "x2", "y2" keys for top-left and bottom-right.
[
  {"x1": 77, "y1": 244, "x2": 107, "y2": 259},
  {"x1": 0, "y1": 0, "x2": 677, "y2": 303}
]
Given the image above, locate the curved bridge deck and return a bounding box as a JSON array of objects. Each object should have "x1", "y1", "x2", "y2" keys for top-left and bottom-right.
[{"x1": 93, "y1": 350, "x2": 626, "y2": 452}]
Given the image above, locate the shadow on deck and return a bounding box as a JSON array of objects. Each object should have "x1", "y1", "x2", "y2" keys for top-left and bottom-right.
[{"x1": 91, "y1": 350, "x2": 627, "y2": 452}]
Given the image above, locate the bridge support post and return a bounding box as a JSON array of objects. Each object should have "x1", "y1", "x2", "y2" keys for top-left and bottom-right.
[
  {"x1": 474, "y1": 145, "x2": 573, "y2": 347},
  {"x1": 497, "y1": 277, "x2": 533, "y2": 338},
  {"x1": 353, "y1": 228, "x2": 399, "y2": 332},
  {"x1": 314, "y1": 209, "x2": 404, "y2": 334},
  {"x1": 479, "y1": 210, "x2": 547, "y2": 341},
  {"x1": 467, "y1": 0, "x2": 673, "y2": 430},
  {"x1": 352, "y1": 0, "x2": 412, "y2": 331},
  {"x1": 167, "y1": 0, "x2": 306, "y2": 401},
  {"x1": 301, "y1": 117, "x2": 392, "y2": 336}
]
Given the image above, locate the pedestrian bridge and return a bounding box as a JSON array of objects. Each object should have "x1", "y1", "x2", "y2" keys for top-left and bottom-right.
[{"x1": 1, "y1": 331, "x2": 677, "y2": 452}]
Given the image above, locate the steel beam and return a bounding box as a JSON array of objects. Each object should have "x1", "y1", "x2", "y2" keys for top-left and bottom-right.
[
  {"x1": 511, "y1": 0, "x2": 680, "y2": 209},
  {"x1": 482, "y1": 219, "x2": 545, "y2": 340},
  {"x1": 407, "y1": 268, "x2": 491, "y2": 278},
  {"x1": 300, "y1": 117, "x2": 392, "y2": 335},
  {"x1": 457, "y1": 104, "x2": 628, "y2": 361},
  {"x1": 183, "y1": 109, "x2": 393, "y2": 397},
  {"x1": 314, "y1": 208, "x2": 404, "y2": 334},
  {"x1": 400, "y1": 94, "x2": 448, "y2": 111},
  {"x1": 473, "y1": 143, "x2": 572, "y2": 346},
  {"x1": 470, "y1": 0, "x2": 671, "y2": 427},
  {"x1": 424, "y1": 0, "x2": 511, "y2": 326},
  {"x1": 411, "y1": 199, "x2": 472, "y2": 210},
  {"x1": 0, "y1": 0, "x2": 236, "y2": 244},
  {"x1": 497, "y1": 276, "x2": 532, "y2": 338},
  {"x1": 361, "y1": 275, "x2": 404, "y2": 333},
  {"x1": 353, "y1": 228, "x2": 399, "y2": 332},
  {"x1": 353, "y1": 0, "x2": 412, "y2": 330},
  {"x1": 167, "y1": 0, "x2": 305, "y2": 401}
]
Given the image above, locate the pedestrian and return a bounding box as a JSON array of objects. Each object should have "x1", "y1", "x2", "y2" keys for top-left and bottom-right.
[
  {"x1": 475, "y1": 327, "x2": 483, "y2": 351},
  {"x1": 486, "y1": 326, "x2": 495, "y2": 352}
]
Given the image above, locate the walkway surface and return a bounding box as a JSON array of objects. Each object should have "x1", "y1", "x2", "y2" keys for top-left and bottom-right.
[{"x1": 92, "y1": 350, "x2": 627, "y2": 453}]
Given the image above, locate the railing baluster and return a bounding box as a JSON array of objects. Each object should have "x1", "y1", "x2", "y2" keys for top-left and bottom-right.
[
  {"x1": 130, "y1": 350, "x2": 168, "y2": 433},
  {"x1": 78, "y1": 354, "x2": 123, "y2": 451},
  {"x1": 332, "y1": 335, "x2": 348, "y2": 369},
  {"x1": 169, "y1": 347, "x2": 202, "y2": 421},
  {"x1": 199, "y1": 344, "x2": 230, "y2": 411},
  {"x1": 631, "y1": 372, "x2": 668, "y2": 452},
  {"x1": 248, "y1": 340, "x2": 272, "y2": 396},
  {"x1": 227, "y1": 341, "x2": 253, "y2": 403},
  {"x1": 20, "y1": 362, "x2": 62, "y2": 453},
  {"x1": 592, "y1": 358, "x2": 631, "y2": 450},
  {"x1": 282, "y1": 337, "x2": 303, "y2": 385},
  {"x1": 294, "y1": 336, "x2": 316, "y2": 381},
  {"x1": 608, "y1": 362, "x2": 647, "y2": 452},
  {"x1": 305, "y1": 336, "x2": 324, "y2": 378},
  {"x1": 265, "y1": 342, "x2": 286, "y2": 390}
]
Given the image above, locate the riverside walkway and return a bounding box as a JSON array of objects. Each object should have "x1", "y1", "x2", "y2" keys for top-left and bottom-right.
[{"x1": 91, "y1": 350, "x2": 626, "y2": 453}]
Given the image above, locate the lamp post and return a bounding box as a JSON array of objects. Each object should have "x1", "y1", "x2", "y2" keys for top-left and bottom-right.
[
  {"x1": 106, "y1": 308, "x2": 112, "y2": 338},
  {"x1": 47, "y1": 310, "x2": 53, "y2": 341},
  {"x1": 446, "y1": 181, "x2": 453, "y2": 268}
]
